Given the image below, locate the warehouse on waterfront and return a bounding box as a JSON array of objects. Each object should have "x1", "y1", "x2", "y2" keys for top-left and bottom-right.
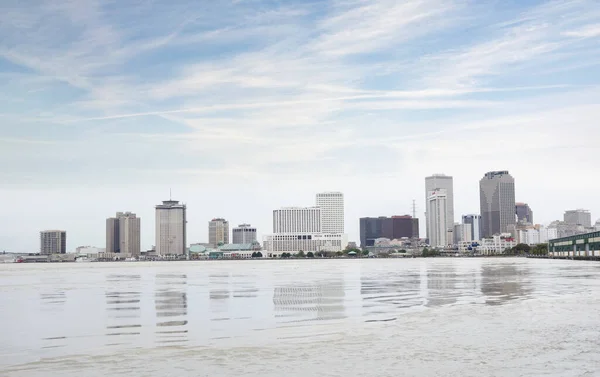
[{"x1": 548, "y1": 231, "x2": 600, "y2": 258}]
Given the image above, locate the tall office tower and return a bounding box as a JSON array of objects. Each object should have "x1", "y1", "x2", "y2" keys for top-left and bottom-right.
[
  {"x1": 462, "y1": 214, "x2": 482, "y2": 241},
  {"x1": 515, "y1": 203, "x2": 534, "y2": 223},
  {"x1": 106, "y1": 212, "x2": 141, "y2": 255},
  {"x1": 155, "y1": 200, "x2": 187, "y2": 256},
  {"x1": 479, "y1": 171, "x2": 516, "y2": 238},
  {"x1": 359, "y1": 215, "x2": 419, "y2": 247},
  {"x1": 273, "y1": 207, "x2": 321, "y2": 233},
  {"x1": 209, "y1": 218, "x2": 230, "y2": 247},
  {"x1": 40, "y1": 230, "x2": 67, "y2": 254},
  {"x1": 315, "y1": 192, "x2": 344, "y2": 233},
  {"x1": 427, "y1": 189, "x2": 449, "y2": 247},
  {"x1": 232, "y1": 223, "x2": 257, "y2": 244},
  {"x1": 564, "y1": 209, "x2": 592, "y2": 228},
  {"x1": 425, "y1": 174, "x2": 454, "y2": 240}
]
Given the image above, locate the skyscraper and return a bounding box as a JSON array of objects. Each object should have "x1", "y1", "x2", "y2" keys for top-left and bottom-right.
[
  {"x1": 106, "y1": 212, "x2": 141, "y2": 256},
  {"x1": 515, "y1": 203, "x2": 533, "y2": 223},
  {"x1": 462, "y1": 214, "x2": 482, "y2": 241},
  {"x1": 40, "y1": 230, "x2": 66, "y2": 254},
  {"x1": 315, "y1": 192, "x2": 344, "y2": 233},
  {"x1": 155, "y1": 200, "x2": 187, "y2": 256},
  {"x1": 427, "y1": 189, "x2": 449, "y2": 247},
  {"x1": 479, "y1": 171, "x2": 516, "y2": 238},
  {"x1": 232, "y1": 224, "x2": 257, "y2": 244},
  {"x1": 564, "y1": 209, "x2": 592, "y2": 228},
  {"x1": 209, "y1": 218, "x2": 229, "y2": 247},
  {"x1": 425, "y1": 174, "x2": 454, "y2": 240}
]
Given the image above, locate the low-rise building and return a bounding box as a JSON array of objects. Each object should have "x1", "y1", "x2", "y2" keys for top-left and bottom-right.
[
  {"x1": 263, "y1": 233, "x2": 348, "y2": 257},
  {"x1": 458, "y1": 234, "x2": 516, "y2": 255},
  {"x1": 548, "y1": 231, "x2": 600, "y2": 258}
]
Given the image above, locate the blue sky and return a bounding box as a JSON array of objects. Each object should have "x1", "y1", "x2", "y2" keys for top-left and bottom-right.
[{"x1": 1, "y1": 0, "x2": 600, "y2": 252}]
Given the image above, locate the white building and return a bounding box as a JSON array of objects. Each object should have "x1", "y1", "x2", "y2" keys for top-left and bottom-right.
[
  {"x1": 155, "y1": 200, "x2": 187, "y2": 256},
  {"x1": 425, "y1": 174, "x2": 454, "y2": 240},
  {"x1": 106, "y1": 212, "x2": 141, "y2": 256},
  {"x1": 273, "y1": 207, "x2": 321, "y2": 233},
  {"x1": 263, "y1": 233, "x2": 348, "y2": 257},
  {"x1": 232, "y1": 223, "x2": 257, "y2": 244},
  {"x1": 564, "y1": 209, "x2": 592, "y2": 228},
  {"x1": 516, "y1": 226, "x2": 558, "y2": 245},
  {"x1": 459, "y1": 234, "x2": 516, "y2": 254},
  {"x1": 76, "y1": 246, "x2": 105, "y2": 255},
  {"x1": 315, "y1": 192, "x2": 344, "y2": 234},
  {"x1": 40, "y1": 230, "x2": 67, "y2": 254},
  {"x1": 427, "y1": 189, "x2": 448, "y2": 248}
]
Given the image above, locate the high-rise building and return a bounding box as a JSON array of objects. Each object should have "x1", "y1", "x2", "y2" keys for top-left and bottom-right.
[
  {"x1": 359, "y1": 215, "x2": 419, "y2": 247},
  {"x1": 453, "y1": 223, "x2": 472, "y2": 245},
  {"x1": 273, "y1": 207, "x2": 321, "y2": 233},
  {"x1": 427, "y1": 189, "x2": 448, "y2": 247},
  {"x1": 479, "y1": 171, "x2": 516, "y2": 238},
  {"x1": 155, "y1": 200, "x2": 187, "y2": 256},
  {"x1": 425, "y1": 174, "x2": 454, "y2": 240},
  {"x1": 462, "y1": 214, "x2": 482, "y2": 241},
  {"x1": 106, "y1": 212, "x2": 141, "y2": 256},
  {"x1": 515, "y1": 203, "x2": 533, "y2": 223},
  {"x1": 209, "y1": 218, "x2": 230, "y2": 247},
  {"x1": 232, "y1": 223, "x2": 257, "y2": 244},
  {"x1": 40, "y1": 230, "x2": 67, "y2": 254},
  {"x1": 315, "y1": 192, "x2": 344, "y2": 233},
  {"x1": 564, "y1": 209, "x2": 592, "y2": 228}
]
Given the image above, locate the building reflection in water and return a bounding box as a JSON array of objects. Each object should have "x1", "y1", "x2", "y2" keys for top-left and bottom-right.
[
  {"x1": 105, "y1": 274, "x2": 141, "y2": 343},
  {"x1": 273, "y1": 279, "x2": 345, "y2": 322},
  {"x1": 481, "y1": 264, "x2": 532, "y2": 305},
  {"x1": 360, "y1": 269, "x2": 422, "y2": 317},
  {"x1": 426, "y1": 265, "x2": 458, "y2": 307},
  {"x1": 155, "y1": 274, "x2": 188, "y2": 344}
]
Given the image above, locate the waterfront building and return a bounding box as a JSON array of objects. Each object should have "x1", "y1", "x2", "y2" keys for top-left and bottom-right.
[
  {"x1": 427, "y1": 189, "x2": 449, "y2": 248},
  {"x1": 209, "y1": 218, "x2": 229, "y2": 247},
  {"x1": 425, "y1": 174, "x2": 454, "y2": 240},
  {"x1": 515, "y1": 203, "x2": 534, "y2": 224},
  {"x1": 40, "y1": 230, "x2": 66, "y2": 254},
  {"x1": 273, "y1": 207, "x2": 321, "y2": 233},
  {"x1": 155, "y1": 200, "x2": 187, "y2": 256},
  {"x1": 462, "y1": 214, "x2": 482, "y2": 241},
  {"x1": 232, "y1": 223, "x2": 257, "y2": 244},
  {"x1": 458, "y1": 234, "x2": 516, "y2": 254},
  {"x1": 315, "y1": 192, "x2": 344, "y2": 233},
  {"x1": 359, "y1": 215, "x2": 419, "y2": 247},
  {"x1": 75, "y1": 246, "x2": 105, "y2": 254},
  {"x1": 106, "y1": 212, "x2": 141, "y2": 256},
  {"x1": 548, "y1": 230, "x2": 600, "y2": 258},
  {"x1": 479, "y1": 171, "x2": 516, "y2": 237},
  {"x1": 548, "y1": 220, "x2": 587, "y2": 238},
  {"x1": 564, "y1": 209, "x2": 592, "y2": 228},
  {"x1": 595, "y1": 219, "x2": 600, "y2": 231},
  {"x1": 263, "y1": 233, "x2": 348, "y2": 257}
]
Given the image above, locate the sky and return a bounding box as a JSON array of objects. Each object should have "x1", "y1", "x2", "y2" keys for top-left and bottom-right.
[{"x1": 1, "y1": 0, "x2": 600, "y2": 253}]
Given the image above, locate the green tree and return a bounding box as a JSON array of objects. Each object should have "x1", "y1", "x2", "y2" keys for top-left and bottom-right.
[
  {"x1": 512, "y1": 243, "x2": 531, "y2": 254},
  {"x1": 362, "y1": 250, "x2": 369, "y2": 256},
  {"x1": 306, "y1": 251, "x2": 315, "y2": 258},
  {"x1": 422, "y1": 248, "x2": 439, "y2": 257},
  {"x1": 251, "y1": 252, "x2": 257, "y2": 258},
  {"x1": 336, "y1": 251, "x2": 343, "y2": 257},
  {"x1": 296, "y1": 250, "x2": 305, "y2": 258},
  {"x1": 256, "y1": 251, "x2": 263, "y2": 258}
]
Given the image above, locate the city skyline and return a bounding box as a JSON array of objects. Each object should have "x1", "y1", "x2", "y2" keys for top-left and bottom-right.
[{"x1": 2, "y1": 1, "x2": 600, "y2": 252}]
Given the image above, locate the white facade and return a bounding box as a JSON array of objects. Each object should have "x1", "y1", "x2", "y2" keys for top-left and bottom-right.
[
  {"x1": 425, "y1": 174, "x2": 454, "y2": 240},
  {"x1": 517, "y1": 226, "x2": 559, "y2": 245},
  {"x1": 263, "y1": 233, "x2": 348, "y2": 256},
  {"x1": 315, "y1": 192, "x2": 344, "y2": 234},
  {"x1": 427, "y1": 189, "x2": 448, "y2": 248},
  {"x1": 75, "y1": 246, "x2": 106, "y2": 255},
  {"x1": 459, "y1": 234, "x2": 516, "y2": 254},
  {"x1": 273, "y1": 207, "x2": 321, "y2": 233},
  {"x1": 155, "y1": 200, "x2": 187, "y2": 256}
]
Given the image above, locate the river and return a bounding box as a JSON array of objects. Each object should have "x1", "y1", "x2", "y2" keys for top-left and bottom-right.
[{"x1": 1, "y1": 258, "x2": 599, "y2": 376}]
